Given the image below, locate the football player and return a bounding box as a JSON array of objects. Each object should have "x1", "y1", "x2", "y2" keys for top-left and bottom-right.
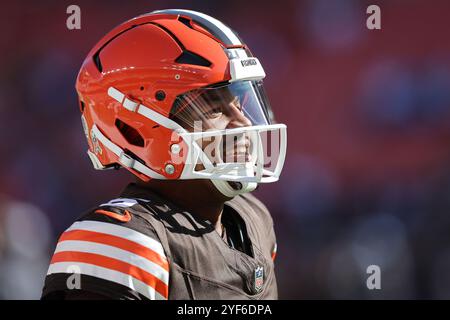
[{"x1": 41, "y1": 9, "x2": 287, "y2": 300}]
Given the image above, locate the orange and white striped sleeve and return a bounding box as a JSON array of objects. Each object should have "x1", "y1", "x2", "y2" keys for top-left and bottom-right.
[{"x1": 42, "y1": 219, "x2": 169, "y2": 300}]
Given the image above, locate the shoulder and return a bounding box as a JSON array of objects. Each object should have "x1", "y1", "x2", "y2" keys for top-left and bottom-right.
[
  {"x1": 42, "y1": 197, "x2": 170, "y2": 300},
  {"x1": 232, "y1": 193, "x2": 274, "y2": 228},
  {"x1": 73, "y1": 197, "x2": 164, "y2": 238}
]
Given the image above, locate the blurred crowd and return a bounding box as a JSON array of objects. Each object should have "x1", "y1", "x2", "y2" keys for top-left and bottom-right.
[{"x1": 1, "y1": 0, "x2": 450, "y2": 299}]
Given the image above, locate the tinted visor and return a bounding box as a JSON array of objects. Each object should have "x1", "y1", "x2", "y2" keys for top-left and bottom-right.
[{"x1": 169, "y1": 80, "x2": 273, "y2": 130}]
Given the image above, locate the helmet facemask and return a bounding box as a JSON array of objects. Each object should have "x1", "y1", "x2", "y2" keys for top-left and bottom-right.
[{"x1": 169, "y1": 80, "x2": 287, "y2": 197}]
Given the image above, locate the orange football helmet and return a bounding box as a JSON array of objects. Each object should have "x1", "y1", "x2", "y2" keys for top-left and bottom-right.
[{"x1": 76, "y1": 9, "x2": 287, "y2": 197}]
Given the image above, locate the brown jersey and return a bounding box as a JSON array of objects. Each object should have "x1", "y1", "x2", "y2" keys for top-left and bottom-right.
[{"x1": 41, "y1": 183, "x2": 278, "y2": 300}]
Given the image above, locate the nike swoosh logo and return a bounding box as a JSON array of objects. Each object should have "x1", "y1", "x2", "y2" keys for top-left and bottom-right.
[{"x1": 94, "y1": 209, "x2": 132, "y2": 222}]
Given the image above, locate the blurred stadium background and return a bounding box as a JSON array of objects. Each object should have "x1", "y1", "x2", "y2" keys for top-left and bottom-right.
[{"x1": 1, "y1": 0, "x2": 450, "y2": 299}]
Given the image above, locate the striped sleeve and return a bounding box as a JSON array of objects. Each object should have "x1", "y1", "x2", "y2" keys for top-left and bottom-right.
[{"x1": 43, "y1": 219, "x2": 169, "y2": 300}]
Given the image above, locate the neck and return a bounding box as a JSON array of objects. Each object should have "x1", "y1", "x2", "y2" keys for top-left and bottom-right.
[{"x1": 135, "y1": 179, "x2": 231, "y2": 235}]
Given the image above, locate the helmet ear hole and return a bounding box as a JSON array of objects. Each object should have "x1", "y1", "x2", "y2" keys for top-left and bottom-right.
[{"x1": 115, "y1": 119, "x2": 145, "y2": 147}]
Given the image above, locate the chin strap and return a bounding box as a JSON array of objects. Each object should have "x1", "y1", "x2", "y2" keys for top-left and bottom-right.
[
  {"x1": 211, "y1": 163, "x2": 258, "y2": 197},
  {"x1": 211, "y1": 180, "x2": 258, "y2": 198}
]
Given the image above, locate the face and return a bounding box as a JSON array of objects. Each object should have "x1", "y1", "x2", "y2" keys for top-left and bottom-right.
[{"x1": 171, "y1": 86, "x2": 254, "y2": 165}]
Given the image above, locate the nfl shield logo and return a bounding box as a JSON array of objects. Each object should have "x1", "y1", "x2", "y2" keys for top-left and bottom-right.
[{"x1": 254, "y1": 266, "x2": 264, "y2": 292}]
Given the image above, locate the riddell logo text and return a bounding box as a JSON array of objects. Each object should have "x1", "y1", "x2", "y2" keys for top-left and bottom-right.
[{"x1": 241, "y1": 59, "x2": 257, "y2": 67}]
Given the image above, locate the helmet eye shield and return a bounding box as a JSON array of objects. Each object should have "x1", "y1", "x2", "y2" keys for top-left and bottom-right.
[{"x1": 169, "y1": 80, "x2": 271, "y2": 131}]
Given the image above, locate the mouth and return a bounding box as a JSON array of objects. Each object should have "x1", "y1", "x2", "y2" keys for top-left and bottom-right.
[
  {"x1": 198, "y1": 133, "x2": 253, "y2": 165},
  {"x1": 222, "y1": 137, "x2": 251, "y2": 163}
]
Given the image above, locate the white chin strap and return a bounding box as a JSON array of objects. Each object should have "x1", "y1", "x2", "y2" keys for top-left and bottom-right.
[
  {"x1": 211, "y1": 164, "x2": 258, "y2": 197},
  {"x1": 212, "y1": 180, "x2": 258, "y2": 198}
]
